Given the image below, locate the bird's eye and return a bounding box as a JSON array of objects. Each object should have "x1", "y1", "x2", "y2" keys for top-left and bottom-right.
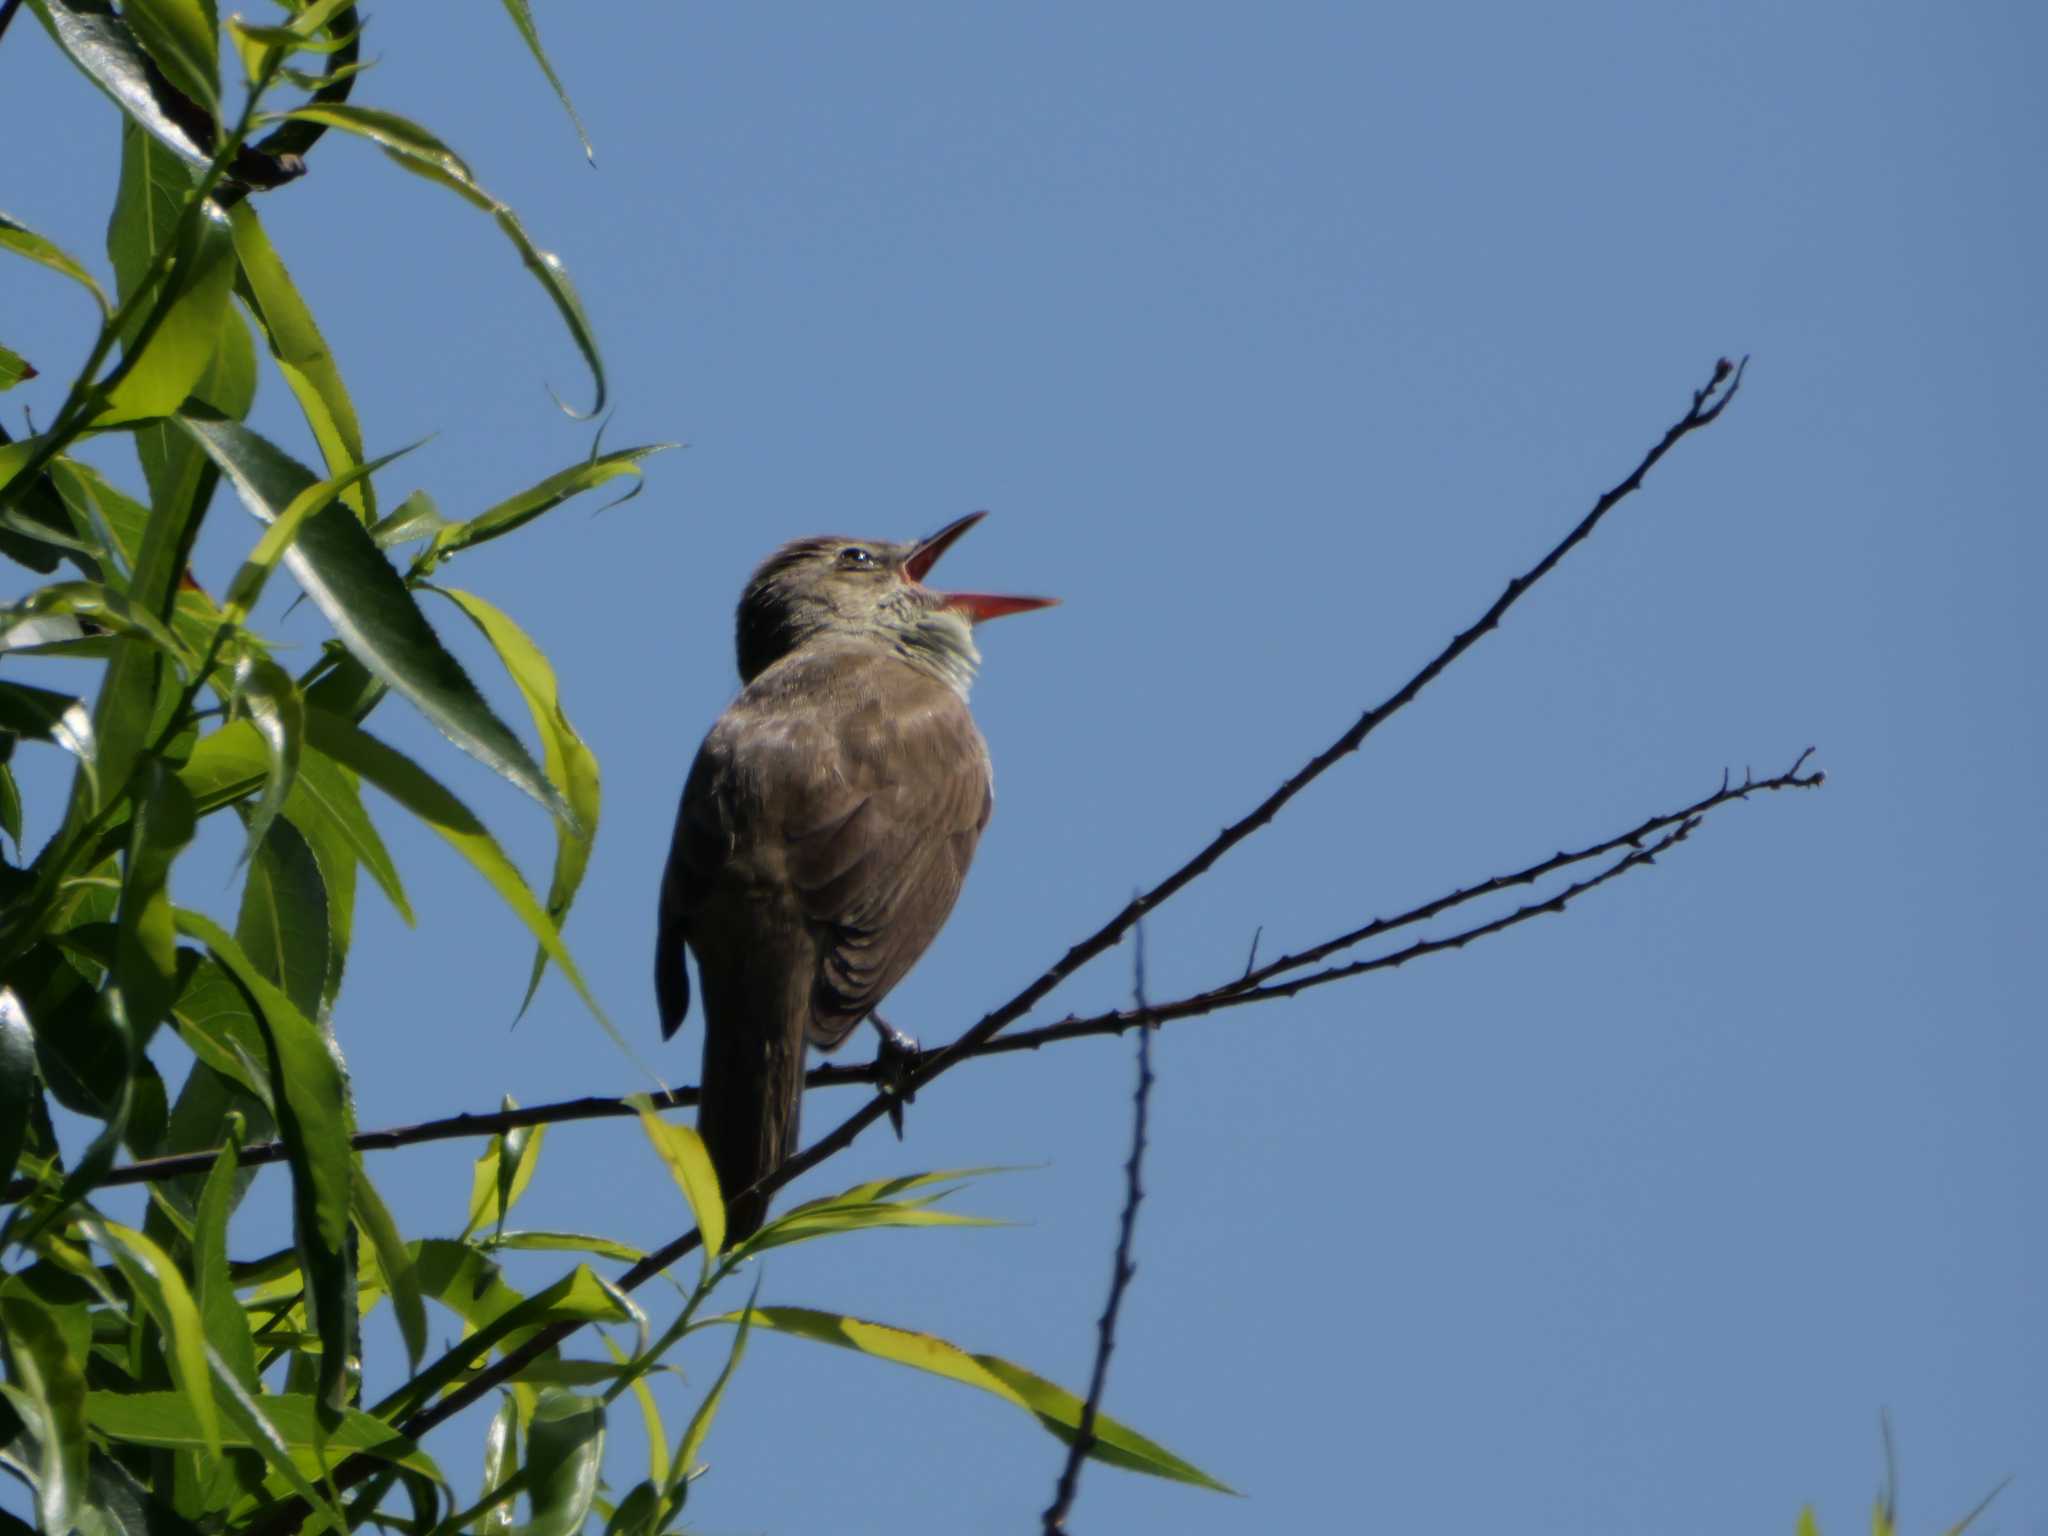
[{"x1": 837, "y1": 546, "x2": 875, "y2": 568}]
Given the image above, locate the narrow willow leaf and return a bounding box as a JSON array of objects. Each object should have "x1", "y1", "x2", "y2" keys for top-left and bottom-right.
[
  {"x1": 0, "y1": 211, "x2": 112, "y2": 315},
  {"x1": 707, "y1": 1307, "x2": 1236, "y2": 1493},
  {"x1": 478, "y1": 1231, "x2": 646, "y2": 1264},
  {"x1": 223, "y1": 444, "x2": 419, "y2": 622},
  {"x1": 122, "y1": 0, "x2": 220, "y2": 116},
  {"x1": 275, "y1": 104, "x2": 606, "y2": 414},
  {"x1": 423, "y1": 444, "x2": 673, "y2": 567},
  {"x1": 167, "y1": 955, "x2": 270, "y2": 1103},
  {"x1": 30, "y1": 0, "x2": 212, "y2": 165},
  {"x1": 173, "y1": 909, "x2": 355, "y2": 1411},
  {"x1": 302, "y1": 709, "x2": 632, "y2": 1061},
  {"x1": 493, "y1": 0, "x2": 593, "y2": 162},
  {"x1": 462, "y1": 1108, "x2": 546, "y2": 1239},
  {"x1": 0, "y1": 680, "x2": 99, "y2": 806},
  {"x1": 602, "y1": 1480, "x2": 659, "y2": 1536},
  {"x1": 85, "y1": 1389, "x2": 443, "y2": 1485},
  {"x1": 627, "y1": 1097, "x2": 723, "y2": 1265},
  {"x1": 479, "y1": 1396, "x2": 519, "y2": 1536},
  {"x1": 3, "y1": 582, "x2": 194, "y2": 670},
  {"x1": 671, "y1": 1284, "x2": 756, "y2": 1502},
  {"x1": 352, "y1": 1170, "x2": 427, "y2": 1371},
  {"x1": 233, "y1": 815, "x2": 328, "y2": 1021},
  {"x1": 429, "y1": 586, "x2": 600, "y2": 1015},
  {"x1": 99, "y1": 203, "x2": 237, "y2": 425},
  {"x1": 0, "y1": 990, "x2": 34, "y2": 1186},
  {"x1": 116, "y1": 758, "x2": 194, "y2": 1040},
  {"x1": 199, "y1": 1363, "x2": 352, "y2": 1535},
  {"x1": 228, "y1": 654, "x2": 305, "y2": 870},
  {"x1": 369, "y1": 489, "x2": 446, "y2": 548},
  {"x1": 180, "y1": 414, "x2": 570, "y2": 823},
  {"x1": 86, "y1": 1219, "x2": 221, "y2": 1457},
  {"x1": 742, "y1": 1166, "x2": 1010, "y2": 1254},
  {"x1": 0, "y1": 1292, "x2": 89, "y2": 1532},
  {"x1": 521, "y1": 1391, "x2": 605, "y2": 1536},
  {"x1": 0, "y1": 342, "x2": 34, "y2": 390},
  {"x1": 227, "y1": 204, "x2": 372, "y2": 519},
  {"x1": 192, "y1": 1124, "x2": 260, "y2": 1391}
]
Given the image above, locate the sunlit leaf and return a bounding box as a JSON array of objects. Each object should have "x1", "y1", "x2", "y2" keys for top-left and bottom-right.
[
  {"x1": 518, "y1": 1391, "x2": 605, "y2": 1536},
  {"x1": 274, "y1": 104, "x2": 606, "y2": 415},
  {"x1": 85, "y1": 1219, "x2": 221, "y2": 1457},
  {"x1": 123, "y1": 0, "x2": 220, "y2": 117},
  {"x1": 181, "y1": 414, "x2": 570, "y2": 823},
  {"x1": 223, "y1": 445, "x2": 416, "y2": 622},
  {"x1": 115, "y1": 757, "x2": 194, "y2": 1039},
  {"x1": 479, "y1": 1396, "x2": 519, "y2": 1536},
  {"x1": 627, "y1": 1097, "x2": 722, "y2": 1265},
  {"x1": 705, "y1": 1307, "x2": 1235, "y2": 1493},
  {"x1": 173, "y1": 909, "x2": 355, "y2": 1411},
  {"x1": 99, "y1": 203, "x2": 236, "y2": 425},
  {"x1": 422, "y1": 445, "x2": 672, "y2": 568},
  {"x1": 84, "y1": 1390, "x2": 443, "y2": 1485},
  {"x1": 0, "y1": 989, "x2": 35, "y2": 1188},
  {"x1": 430, "y1": 587, "x2": 600, "y2": 1015},
  {"x1": 0, "y1": 210, "x2": 112, "y2": 315},
  {"x1": 227, "y1": 203, "x2": 373, "y2": 519},
  {"x1": 463, "y1": 1108, "x2": 546, "y2": 1239},
  {"x1": 29, "y1": 0, "x2": 212, "y2": 165},
  {"x1": 0, "y1": 342, "x2": 35, "y2": 390},
  {"x1": 0, "y1": 680, "x2": 99, "y2": 807},
  {"x1": 671, "y1": 1283, "x2": 756, "y2": 1501}
]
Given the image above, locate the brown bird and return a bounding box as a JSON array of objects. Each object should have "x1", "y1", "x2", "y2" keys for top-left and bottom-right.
[{"x1": 655, "y1": 513, "x2": 1054, "y2": 1237}]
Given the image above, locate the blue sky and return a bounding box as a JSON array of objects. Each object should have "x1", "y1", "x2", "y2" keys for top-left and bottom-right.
[{"x1": 4, "y1": 3, "x2": 2043, "y2": 1531}]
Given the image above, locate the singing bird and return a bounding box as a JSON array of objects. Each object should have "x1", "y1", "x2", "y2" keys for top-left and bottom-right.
[{"x1": 655, "y1": 513, "x2": 1054, "y2": 1236}]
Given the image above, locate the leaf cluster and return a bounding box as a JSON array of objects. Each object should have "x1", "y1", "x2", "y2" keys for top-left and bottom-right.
[{"x1": 0, "y1": 6, "x2": 1224, "y2": 1531}]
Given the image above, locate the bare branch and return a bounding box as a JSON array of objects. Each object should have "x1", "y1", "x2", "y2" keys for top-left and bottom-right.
[{"x1": 1044, "y1": 921, "x2": 1155, "y2": 1533}]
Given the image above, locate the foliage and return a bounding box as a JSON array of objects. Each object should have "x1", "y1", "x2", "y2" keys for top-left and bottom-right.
[{"x1": 0, "y1": 3, "x2": 1223, "y2": 1530}]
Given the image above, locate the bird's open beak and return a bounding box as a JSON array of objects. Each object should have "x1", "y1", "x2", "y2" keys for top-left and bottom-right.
[{"x1": 903, "y1": 512, "x2": 1059, "y2": 624}]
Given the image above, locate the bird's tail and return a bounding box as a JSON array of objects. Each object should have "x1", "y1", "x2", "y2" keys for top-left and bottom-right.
[{"x1": 694, "y1": 985, "x2": 807, "y2": 1241}]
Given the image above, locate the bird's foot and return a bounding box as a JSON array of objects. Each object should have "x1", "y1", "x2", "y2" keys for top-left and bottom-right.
[{"x1": 868, "y1": 1013, "x2": 920, "y2": 1139}]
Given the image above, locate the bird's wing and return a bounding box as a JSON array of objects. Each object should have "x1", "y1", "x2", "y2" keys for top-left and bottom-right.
[
  {"x1": 654, "y1": 736, "x2": 734, "y2": 1039},
  {"x1": 770, "y1": 655, "x2": 992, "y2": 1047}
]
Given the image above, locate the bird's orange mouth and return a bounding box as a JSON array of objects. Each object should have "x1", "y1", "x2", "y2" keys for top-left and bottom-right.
[{"x1": 903, "y1": 512, "x2": 1059, "y2": 623}]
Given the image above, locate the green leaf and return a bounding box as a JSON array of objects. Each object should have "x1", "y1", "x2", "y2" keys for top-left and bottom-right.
[
  {"x1": 0, "y1": 342, "x2": 34, "y2": 391},
  {"x1": 4, "y1": 582, "x2": 194, "y2": 670},
  {"x1": 234, "y1": 814, "x2": 329, "y2": 1021},
  {"x1": 671, "y1": 1283, "x2": 756, "y2": 1501},
  {"x1": 192, "y1": 1125, "x2": 261, "y2": 1392},
  {"x1": 0, "y1": 680, "x2": 99, "y2": 806},
  {"x1": 463, "y1": 1108, "x2": 546, "y2": 1238},
  {"x1": 173, "y1": 909, "x2": 355, "y2": 1411},
  {"x1": 370, "y1": 489, "x2": 446, "y2": 548},
  {"x1": 122, "y1": 0, "x2": 220, "y2": 117},
  {"x1": 351, "y1": 1169, "x2": 428, "y2": 1372},
  {"x1": 29, "y1": 0, "x2": 213, "y2": 165},
  {"x1": 517, "y1": 1391, "x2": 605, "y2": 1536},
  {"x1": 180, "y1": 414, "x2": 571, "y2": 823},
  {"x1": 0, "y1": 1291, "x2": 89, "y2": 1533},
  {"x1": 99, "y1": 203, "x2": 236, "y2": 426},
  {"x1": 224, "y1": 444, "x2": 418, "y2": 623},
  {"x1": 743, "y1": 1167, "x2": 1009, "y2": 1255},
  {"x1": 167, "y1": 954, "x2": 270, "y2": 1102},
  {"x1": 0, "y1": 989, "x2": 35, "y2": 1187},
  {"x1": 84, "y1": 1390, "x2": 443, "y2": 1485},
  {"x1": 479, "y1": 1396, "x2": 519, "y2": 1536},
  {"x1": 422, "y1": 445, "x2": 672, "y2": 567},
  {"x1": 227, "y1": 203, "x2": 373, "y2": 520},
  {"x1": 494, "y1": 0, "x2": 593, "y2": 162},
  {"x1": 708, "y1": 1307, "x2": 1235, "y2": 1493},
  {"x1": 429, "y1": 587, "x2": 600, "y2": 1015},
  {"x1": 227, "y1": 654, "x2": 305, "y2": 872},
  {"x1": 275, "y1": 104, "x2": 606, "y2": 415},
  {"x1": 302, "y1": 708, "x2": 629, "y2": 1058},
  {"x1": 85, "y1": 1218, "x2": 221, "y2": 1457},
  {"x1": 627, "y1": 1097, "x2": 723, "y2": 1265},
  {"x1": 0, "y1": 210, "x2": 112, "y2": 316},
  {"x1": 477, "y1": 1230, "x2": 646, "y2": 1264},
  {"x1": 116, "y1": 757, "x2": 195, "y2": 1039}
]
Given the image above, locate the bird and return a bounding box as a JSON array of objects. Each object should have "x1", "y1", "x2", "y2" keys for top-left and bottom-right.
[{"x1": 655, "y1": 512, "x2": 1054, "y2": 1237}]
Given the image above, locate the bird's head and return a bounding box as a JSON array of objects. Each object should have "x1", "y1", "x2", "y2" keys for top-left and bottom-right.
[{"x1": 735, "y1": 512, "x2": 1055, "y2": 690}]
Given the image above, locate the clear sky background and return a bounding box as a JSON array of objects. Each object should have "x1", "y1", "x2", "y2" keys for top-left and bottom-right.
[{"x1": 4, "y1": 3, "x2": 2043, "y2": 1532}]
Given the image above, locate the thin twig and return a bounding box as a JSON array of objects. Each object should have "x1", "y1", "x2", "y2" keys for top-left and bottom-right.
[
  {"x1": 10, "y1": 748, "x2": 1818, "y2": 1206},
  {"x1": 1044, "y1": 918, "x2": 1155, "y2": 1533}
]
